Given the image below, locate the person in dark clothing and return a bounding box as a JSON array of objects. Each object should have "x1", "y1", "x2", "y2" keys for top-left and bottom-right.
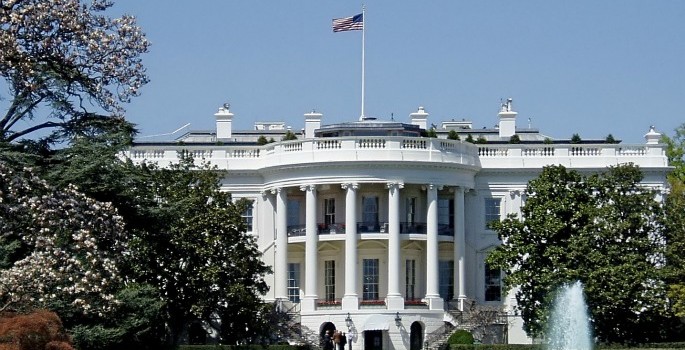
[
  {"x1": 323, "y1": 330, "x2": 333, "y2": 350},
  {"x1": 339, "y1": 332, "x2": 347, "y2": 350}
]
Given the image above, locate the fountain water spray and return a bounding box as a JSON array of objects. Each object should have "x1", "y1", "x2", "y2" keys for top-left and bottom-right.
[{"x1": 546, "y1": 281, "x2": 593, "y2": 350}]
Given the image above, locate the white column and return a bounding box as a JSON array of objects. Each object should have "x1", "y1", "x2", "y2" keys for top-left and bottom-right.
[
  {"x1": 453, "y1": 187, "x2": 467, "y2": 310},
  {"x1": 274, "y1": 188, "x2": 288, "y2": 302},
  {"x1": 386, "y1": 182, "x2": 404, "y2": 309},
  {"x1": 301, "y1": 184, "x2": 318, "y2": 311},
  {"x1": 342, "y1": 183, "x2": 359, "y2": 310},
  {"x1": 425, "y1": 184, "x2": 443, "y2": 310}
]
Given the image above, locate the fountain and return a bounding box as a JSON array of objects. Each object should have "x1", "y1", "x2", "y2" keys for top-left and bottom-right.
[{"x1": 546, "y1": 281, "x2": 593, "y2": 350}]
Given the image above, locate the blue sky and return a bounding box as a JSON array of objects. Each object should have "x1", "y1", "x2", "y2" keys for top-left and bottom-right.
[{"x1": 114, "y1": 1, "x2": 684, "y2": 143}]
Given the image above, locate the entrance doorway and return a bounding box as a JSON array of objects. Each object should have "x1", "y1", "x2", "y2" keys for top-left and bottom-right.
[
  {"x1": 364, "y1": 330, "x2": 382, "y2": 350},
  {"x1": 409, "y1": 322, "x2": 423, "y2": 350}
]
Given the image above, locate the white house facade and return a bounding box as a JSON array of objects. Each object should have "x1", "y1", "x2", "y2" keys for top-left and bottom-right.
[{"x1": 124, "y1": 100, "x2": 670, "y2": 350}]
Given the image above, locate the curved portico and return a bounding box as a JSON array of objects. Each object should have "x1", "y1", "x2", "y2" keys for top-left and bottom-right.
[{"x1": 264, "y1": 154, "x2": 476, "y2": 312}]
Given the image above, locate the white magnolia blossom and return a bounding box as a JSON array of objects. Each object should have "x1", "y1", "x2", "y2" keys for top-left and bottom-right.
[
  {"x1": 0, "y1": 162, "x2": 129, "y2": 314},
  {"x1": 0, "y1": 0, "x2": 149, "y2": 141}
]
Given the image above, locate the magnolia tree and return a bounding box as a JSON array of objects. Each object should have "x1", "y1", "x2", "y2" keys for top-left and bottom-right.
[
  {"x1": 0, "y1": 0, "x2": 149, "y2": 143},
  {"x1": 0, "y1": 161, "x2": 128, "y2": 315}
]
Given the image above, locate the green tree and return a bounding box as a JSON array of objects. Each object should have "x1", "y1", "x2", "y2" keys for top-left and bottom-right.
[
  {"x1": 124, "y1": 156, "x2": 271, "y2": 345},
  {"x1": 605, "y1": 134, "x2": 617, "y2": 144},
  {"x1": 465, "y1": 134, "x2": 475, "y2": 143},
  {"x1": 425, "y1": 128, "x2": 437, "y2": 138},
  {"x1": 509, "y1": 134, "x2": 521, "y2": 144},
  {"x1": 475, "y1": 136, "x2": 487, "y2": 144},
  {"x1": 662, "y1": 124, "x2": 685, "y2": 318},
  {"x1": 282, "y1": 130, "x2": 298, "y2": 141},
  {"x1": 0, "y1": 161, "x2": 129, "y2": 316},
  {"x1": 487, "y1": 164, "x2": 671, "y2": 343},
  {"x1": 447, "y1": 130, "x2": 460, "y2": 140},
  {"x1": 0, "y1": 0, "x2": 149, "y2": 144},
  {"x1": 256, "y1": 135, "x2": 268, "y2": 145},
  {"x1": 42, "y1": 132, "x2": 272, "y2": 346},
  {"x1": 570, "y1": 133, "x2": 582, "y2": 144}
]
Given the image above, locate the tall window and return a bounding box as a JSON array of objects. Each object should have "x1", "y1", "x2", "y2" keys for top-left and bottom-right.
[
  {"x1": 324, "y1": 260, "x2": 336, "y2": 301},
  {"x1": 362, "y1": 259, "x2": 379, "y2": 300},
  {"x1": 484, "y1": 197, "x2": 502, "y2": 228},
  {"x1": 287, "y1": 263, "x2": 300, "y2": 302},
  {"x1": 287, "y1": 200, "x2": 300, "y2": 227},
  {"x1": 438, "y1": 198, "x2": 454, "y2": 228},
  {"x1": 439, "y1": 260, "x2": 454, "y2": 300},
  {"x1": 405, "y1": 197, "x2": 417, "y2": 225},
  {"x1": 406, "y1": 259, "x2": 416, "y2": 300},
  {"x1": 324, "y1": 198, "x2": 336, "y2": 226},
  {"x1": 362, "y1": 196, "x2": 379, "y2": 225},
  {"x1": 485, "y1": 263, "x2": 502, "y2": 301},
  {"x1": 242, "y1": 201, "x2": 254, "y2": 231}
]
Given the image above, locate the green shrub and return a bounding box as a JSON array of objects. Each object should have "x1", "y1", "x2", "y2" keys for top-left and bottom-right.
[{"x1": 448, "y1": 329, "x2": 474, "y2": 345}]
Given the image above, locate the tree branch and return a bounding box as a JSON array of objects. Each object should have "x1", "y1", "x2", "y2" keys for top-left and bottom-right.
[{"x1": 5, "y1": 120, "x2": 63, "y2": 142}]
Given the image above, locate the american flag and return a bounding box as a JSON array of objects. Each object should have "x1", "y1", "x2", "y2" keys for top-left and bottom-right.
[{"x1": 332, "y1": 13, "x2": 363, "y2": 32}]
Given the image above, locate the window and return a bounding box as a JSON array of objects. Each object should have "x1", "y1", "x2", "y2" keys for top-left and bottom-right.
[
  {"x1": 242, "y1": 201, "x2": 254, "y2": 231},
  {"x1": 405, "y1": 197, "x2": 417, "y2": 225},
  {"x1": 324, "y1": 198, "x2": 336, "y2": 226},
  {"x1": 362, "y1": 259, "x2": 379, "y2": 300},
  {"x1": 362, "y1": 196, "x2": 379, "y2": 226},
  {"x1": 439, "y1": 260, "x2": 454, "y2": 300},
  {"x1": 438, "y1": 198, "x2": 454, "y2": 229},
  {"x1": 287, "y1": 200, "x2": 300, "y2": 227},
  {"x1": 484, "y1": 197, "x2": 502, "y2": 228},
  {"x1": 406, "y1": 259, "x2": 416, "y2": 300},
  {"x1": 287, "y1": 263, "x2": 300, "y2": 302},
  {"x1": 485, "y1": 263, "x2": 502, "y2": 302},
  {"x1": 324, "y1": 260, "x2": 336, "y2": 301}
]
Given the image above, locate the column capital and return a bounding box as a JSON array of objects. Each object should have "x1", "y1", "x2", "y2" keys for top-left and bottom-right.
[
  {"x1": 509, "y1": 189, "x2": 522, "y2": 199},
  {"x1": 270, "y1": 187, "x2": 283, "y2": 195},
  {"x1": 341, "y1": 183, "x2": 359, "y2": 190},
  {"x1": 385, "y1": 182, "x2": 404, "y2": 190},
  {"x1": 423, "y1": 184, "x2": 443, "y2": 191},
  {"x1": 299, "y1": 184, "x2": 316, "y2": 192}
]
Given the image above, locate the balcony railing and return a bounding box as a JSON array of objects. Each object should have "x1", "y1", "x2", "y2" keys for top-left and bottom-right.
[
  {"x1": 127, "y1": 138, "x2": 666, "y2": 172},
  {"x1": 288, "y1": 222, "x2": 455, "y2": 236}
]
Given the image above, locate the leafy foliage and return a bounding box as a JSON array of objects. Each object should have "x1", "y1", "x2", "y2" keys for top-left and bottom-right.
[
  {"x1": 0, "y1": 0, "x2": 149, "y2": 144},
  {"x1": 0, "y1": 310, "x2": 74, "y2": 350},
  {"x1": 570, "y1": 133, "x2": 582, "y2": 143},
  {"x1": 448, "y1": 330, "x2": 474, "y2": 345},
  {"x1": 281, "y1": 131, "x2": 297, "y2": 141},
  {"x1": 0, "y1": 161, "x2": 128, "y2": 316},
  {"x1": 69, "y1": 284, "x2": 165, "y2": 350},
  {"x1": 508, "y1": 135, "x2": 520, "y2": 144},
  {"x1": 120, "y1": 156, "x2": 270, "y2": 345},
  {"x1": 487, "y1": 164, "x2": 672, "y2": 343},
  {"x1": 447, "y1": 130, "x2": 460, "y2": 140},
  {"x1": 662, "y1": 124, "x2": 685, "y2": 318}
]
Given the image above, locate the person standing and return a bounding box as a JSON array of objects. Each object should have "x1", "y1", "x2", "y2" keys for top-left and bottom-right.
[
  {"x1": 340, "y1": 332, "x2": 348, "y2": 350},
  {"x1": 323, "y1": 330, "x2": 333, "y2": 350}
]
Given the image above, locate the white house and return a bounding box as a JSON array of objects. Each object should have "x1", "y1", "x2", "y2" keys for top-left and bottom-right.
[{"x1": 124, "y1": 99, "x2": 669, "y2": 350}]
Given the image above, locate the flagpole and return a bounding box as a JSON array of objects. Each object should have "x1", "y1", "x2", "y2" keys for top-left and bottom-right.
[{"x1": 360, "y1": 5, "x2": 365, "y2": 121}]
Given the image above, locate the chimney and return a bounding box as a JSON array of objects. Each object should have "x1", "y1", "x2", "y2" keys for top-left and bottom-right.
[
  {"x1": 304, "y1": 110, "x2": 322, "y2": 139},
  {"x1": 410, "y1": 106, "x2": 429, "y2": 130},
  {"x1": 644, "y1": 125, "x2": 661, "y2": 145},
  {"x1": 498, "y1": 98, "x2": 517, "y2": 138},
  {"x1": 215, "y1": 103, "x2": 234, "y2": 139}
]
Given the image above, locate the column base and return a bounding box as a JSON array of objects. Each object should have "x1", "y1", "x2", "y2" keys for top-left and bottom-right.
[
  {"x1": 342, "y1": 295, "x2": 359, "y2": 310},
  {"x1": 424, "y1": 295, "x2": 444, "y2": 310},
  {"x1": 385, "y1": 295, "x2": 405, "y2": 310},
  {"x1": 301, "y1": 296, "x2": 317, "y2": 312},
  {"x1": 458, "y1": 295, "x2": 468, "y2": 311}
]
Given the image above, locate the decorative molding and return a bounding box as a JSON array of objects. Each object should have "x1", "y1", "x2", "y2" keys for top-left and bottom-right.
[
  {"x1": 341, "y1": 183, "x2": 359, "y2": 190},
  {"x1": 385, "y1": 182, "x2": 405, "y2": 190},
  {"x1": 300, "y1": 184, "x2": 316, "y2": 192}
]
